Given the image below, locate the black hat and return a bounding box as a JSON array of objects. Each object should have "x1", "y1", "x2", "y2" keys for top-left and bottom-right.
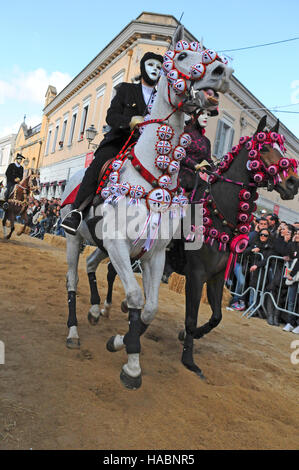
[
  {"x1": 208, "y1": 106, "x2": 219, "y2": 117},
  {"x1": 15, "y1": 153, "x2": 25, "y2": 160},
  {"x1": 140, "y1": 52, "x2": 163, "y2": 86}
]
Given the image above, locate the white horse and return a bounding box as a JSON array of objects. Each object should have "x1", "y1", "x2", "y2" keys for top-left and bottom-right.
[{"x1": 61, "y1": 26, "x2": 233, "y2": 389}]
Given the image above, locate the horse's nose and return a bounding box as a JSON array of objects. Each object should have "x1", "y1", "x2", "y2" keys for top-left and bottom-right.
[
  {"x1": 286, "y1": 176, "x2": 299, "y2": 195},
  {"x1": 212, "y1": 64, "x2": 225, "y2": 77}
]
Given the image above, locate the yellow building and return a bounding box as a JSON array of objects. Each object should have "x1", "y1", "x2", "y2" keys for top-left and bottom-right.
[{"x1": 39, "y1": 11, "x2": 299, "y2": 220}]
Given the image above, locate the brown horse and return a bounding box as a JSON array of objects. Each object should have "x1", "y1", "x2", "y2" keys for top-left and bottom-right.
[{"x1": 2, "y1": 171, "x2": 40, "y2": 239}]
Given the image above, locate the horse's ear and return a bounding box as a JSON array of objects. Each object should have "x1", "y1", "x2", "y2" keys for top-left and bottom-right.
[
  {"x1": 270, "y1": 119, "x2": 280, "y2": 133},
  {"x1": 172, "y1": 24, "x2": 184, "y2": 49},
  {"x1": 256, "y1": 115, "x2": 267, "y2": 133}
]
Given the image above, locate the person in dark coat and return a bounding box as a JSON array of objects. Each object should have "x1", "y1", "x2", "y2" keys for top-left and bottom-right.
[
  {"x1": 282, "y1": 230, "x2": 299, "y2": 332},
  {"x1": 244, "y1": 229, "x2": 274, "y2": 323},
  {"x1": 179, "y1": 109, "x2": 217, "y2": 193},
  {"x1": 3, "y1": 153, "x2": 25, "y2": 209},
  {"x1": 62, "y1": 51, "x2": 163, "y2": 235}
]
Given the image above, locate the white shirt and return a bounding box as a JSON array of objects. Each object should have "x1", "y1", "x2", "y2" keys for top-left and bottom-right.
[{"x1": 142, "y1": 84, "x2": 154, "y2": 107}]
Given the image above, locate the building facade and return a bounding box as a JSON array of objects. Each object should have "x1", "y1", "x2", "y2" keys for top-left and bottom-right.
[
  {"x1": 38, "y1": 12, "x2": 299, "y2": 220},
  {"x1": 0, "y1": 134, "x2": 16, "y2": 182}
]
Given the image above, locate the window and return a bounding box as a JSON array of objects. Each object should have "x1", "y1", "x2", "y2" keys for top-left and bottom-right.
[
  {"x1": 59, "y1": 115, "x2": 68, "y2": 148},
  {"x1": 95, "y1": 84, "x2": 106, "y2": 132},
  {"x1": 79, "y1": 103, "x2": 89, "y2": 140},
  {"x1": 45, "y1": 127, "x2": 53, "y2": 156},
  {"x1": 68, "y1": 109, "x2": 78, "y2": 146},
  {"x1": 51, "y1": 121, "x2": 60, "y2": 153},
  {"x1": 111, "y1": 70, "x2": 125, "y2": 101},
  {"x1": 213, "y1": 119, "x2": 235, "y2": 159}
]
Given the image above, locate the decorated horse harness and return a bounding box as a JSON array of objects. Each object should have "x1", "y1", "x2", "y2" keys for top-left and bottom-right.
[{"x1": 187, "y1": 131, "x2": 298, "y2": 278}]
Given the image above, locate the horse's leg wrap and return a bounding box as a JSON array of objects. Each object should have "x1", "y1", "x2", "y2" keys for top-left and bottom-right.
[
  {"x1": 123, "y1": 309, "x2": 148, "y2": 354},
  {"x1": 67, "y1": 291, "x2": 77, "y2": 328},
  {"x1": 87, "y1": 272, "x2": 100, "y2": 305}
]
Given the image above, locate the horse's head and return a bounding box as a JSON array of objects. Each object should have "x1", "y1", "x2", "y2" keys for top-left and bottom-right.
[
  {"x1": 246, "y1": 116, "x2": 299, "y2": 200},
  {"x1": 163, "y1": 25, "x2": 233, "y2": 115},
  {"x1": 29, "y1": 170, "x2": 41, "y2": 195}
]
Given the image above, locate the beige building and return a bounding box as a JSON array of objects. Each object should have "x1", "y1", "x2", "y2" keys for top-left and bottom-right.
[{"x1": 39, "y1": 12, "x2": 299, "y2": 221}]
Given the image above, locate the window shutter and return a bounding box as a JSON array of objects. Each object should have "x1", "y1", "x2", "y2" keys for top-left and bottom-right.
[
  {"x1": 213, "y1": 119, "x2": 224, "y2": 159},
  {"x1": 228, "y1": 127, "x2": 235, "y2": 152}
]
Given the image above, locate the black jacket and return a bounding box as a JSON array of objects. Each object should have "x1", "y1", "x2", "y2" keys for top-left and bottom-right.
[
  {"x1": 5, "y1": 163, "x2": 24, "y2": 184},
  {"x1": 95, "y1": 82, "x2": 148, "y2": 159}
]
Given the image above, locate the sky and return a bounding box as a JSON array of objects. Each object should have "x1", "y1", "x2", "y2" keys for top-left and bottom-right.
[{"x1": 1, "y1": 0, "x2": 299, "y2": 139}]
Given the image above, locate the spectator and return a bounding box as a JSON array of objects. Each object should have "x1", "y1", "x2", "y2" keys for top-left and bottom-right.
[
  {"x1": 283, "y1": 230, "x2": 299, "y2": 333},
  {"x1": 249, "y1": 217, "x2": 269, "y2": 244},
  {"x1": 244, "y1": 229, "x2": 274, "y2": 322},
  {"x1": 266, "y1": 214, "x2": 280, "y2": 236},
  {"x1": 226, "y1": 256, "x2": 246, "y2": 311}
]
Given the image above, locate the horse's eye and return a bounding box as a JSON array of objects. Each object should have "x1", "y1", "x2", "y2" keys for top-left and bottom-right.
[
  {"x1": 178, "y1": 52, "x2": 187, "y2": 61},
  {"x1": 260, "y1": 145, "x2": 269, "y2": 152}
]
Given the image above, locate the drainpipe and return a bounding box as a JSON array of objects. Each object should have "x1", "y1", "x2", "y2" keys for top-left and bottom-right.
[{"x1": 125, "y1": 49, "x2": 133, "y2": 82}]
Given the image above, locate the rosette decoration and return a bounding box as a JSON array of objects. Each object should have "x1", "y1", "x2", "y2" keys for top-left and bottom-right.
[
  {"x1": 129, "y1": 185, "x2": 146, "y2": 205},
  {"x1": 146, "y1": 188, "x2": 172, "y2": 212}
]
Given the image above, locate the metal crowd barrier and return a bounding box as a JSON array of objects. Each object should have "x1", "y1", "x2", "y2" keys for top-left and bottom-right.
[
  {"x1": 225, "y1": 252, "x2": 265, "y2": 317},
  {"x1": 259, "y1": 255, "x2": 299, "y2": 322},
  {"x1": 225, "y1": 253, "x2": 298, "y2": 320}
]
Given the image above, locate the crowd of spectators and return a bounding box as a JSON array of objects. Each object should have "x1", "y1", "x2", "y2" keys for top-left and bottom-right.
[
  {"x1": 21, "y1": 197, "x2": 65, "y2": 239},
  {"x1": 227, "y1": 212, "x2": 299, "y2": 334}
]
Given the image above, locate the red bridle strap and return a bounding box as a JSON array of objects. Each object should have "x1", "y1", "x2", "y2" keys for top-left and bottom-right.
[{"x1": 130, "y1": 146, "x2": 180, "y2": 194}]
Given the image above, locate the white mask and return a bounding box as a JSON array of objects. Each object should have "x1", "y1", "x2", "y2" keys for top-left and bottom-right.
[
  {"x1": 144, "y1": 59, "x2": 162, "y2": 83},
  {"x1": 197, "y1": 110, "x2": 209, "y2": 128}
]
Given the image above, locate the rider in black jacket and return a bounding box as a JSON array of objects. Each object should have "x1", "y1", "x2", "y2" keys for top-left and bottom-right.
[
  {"x1": 61, "y1": 51, "x2": 163, "y2": 235},
  {"x1": 3, "y1": 153, "x2": 25, "y2": 210}
]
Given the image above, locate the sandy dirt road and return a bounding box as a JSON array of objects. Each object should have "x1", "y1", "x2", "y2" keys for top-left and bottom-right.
[{"x1": 0, "y1": 228, "x2": 298, "y2": 450}]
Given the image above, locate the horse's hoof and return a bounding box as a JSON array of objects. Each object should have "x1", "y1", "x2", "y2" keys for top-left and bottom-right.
[
  {"x1": 106, "y1": 336, "x2": 117, "y2": 352},
  {"x1": 87, "y1": 311, "x2": 100, "y2": 326},
  {"x1": 178, "y1": 329, "x2": 185, "y2": 342},
  {"x1": 120, "y1": 369, "x2": 142, "y2": 390},
  {"x1": 66, "y1": 338, "x2": 80, "y2": 349},
  {"x1": 182, "y1": 359, "x2": 205, "y2": 380},
  {"x1": 121, "y1": 300, "x2": 128, "y2": 313},
  {"x1": 195, "y1": 369, "x2": 206, "y2": 380}
]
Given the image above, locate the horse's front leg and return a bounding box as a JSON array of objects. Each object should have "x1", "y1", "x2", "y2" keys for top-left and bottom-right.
[
  {"x1": 105, "y1": 238, "x2": 144, "y2": 390},
  {"x1": 16, "y1": 210, "x2": 28, "y2": 236},
  {"x1": 5, "y1": 214, "x2": 15, "y2": 240},
  {"x1": 182, "y1": 262, "x2": 205, "y2": 379},
  {"x1": 86, "y1": 248, "x2": 107, "y2": 324},
  {"x1": 65, "y1": 233, "x2": 82, "y2": 349},
  {"x1": 141, "y1": 248, "x2": 166, "y2": 326}
]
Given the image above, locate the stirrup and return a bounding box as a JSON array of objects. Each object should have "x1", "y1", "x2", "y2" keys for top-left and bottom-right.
[
  {"x1": 3, "y1": 202, "x2": 9, "y2": 211},
  {"x1": 61, "y1": 209, "x2": 83, "y2": 235}
]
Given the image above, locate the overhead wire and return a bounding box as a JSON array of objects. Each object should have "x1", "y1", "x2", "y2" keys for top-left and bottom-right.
[{"x1": 218, "y1": 36, "x2": 299, "y2": 53}]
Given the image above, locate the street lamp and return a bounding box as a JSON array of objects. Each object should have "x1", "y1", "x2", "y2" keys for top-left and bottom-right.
[{"x1": 85, "y1": 124, "x2": 98, "y2": 149}]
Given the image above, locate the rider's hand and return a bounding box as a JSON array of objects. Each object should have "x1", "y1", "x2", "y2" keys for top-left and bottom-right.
[
  {"x1": 194, "y1": 160, "x2": 211, "y2": 171},
  {"x1": 15, "y1": 177, "x2": 20, "y2": 182},
  {"x1": 250, "y1": 265, "x2": 258, "y2": 272},
  {"x1": 129, "y1": 116, "x2": 144, "y2": 131},
  {"x1": 252, "y1": 247, "x2": 260, "y2": 253}
]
